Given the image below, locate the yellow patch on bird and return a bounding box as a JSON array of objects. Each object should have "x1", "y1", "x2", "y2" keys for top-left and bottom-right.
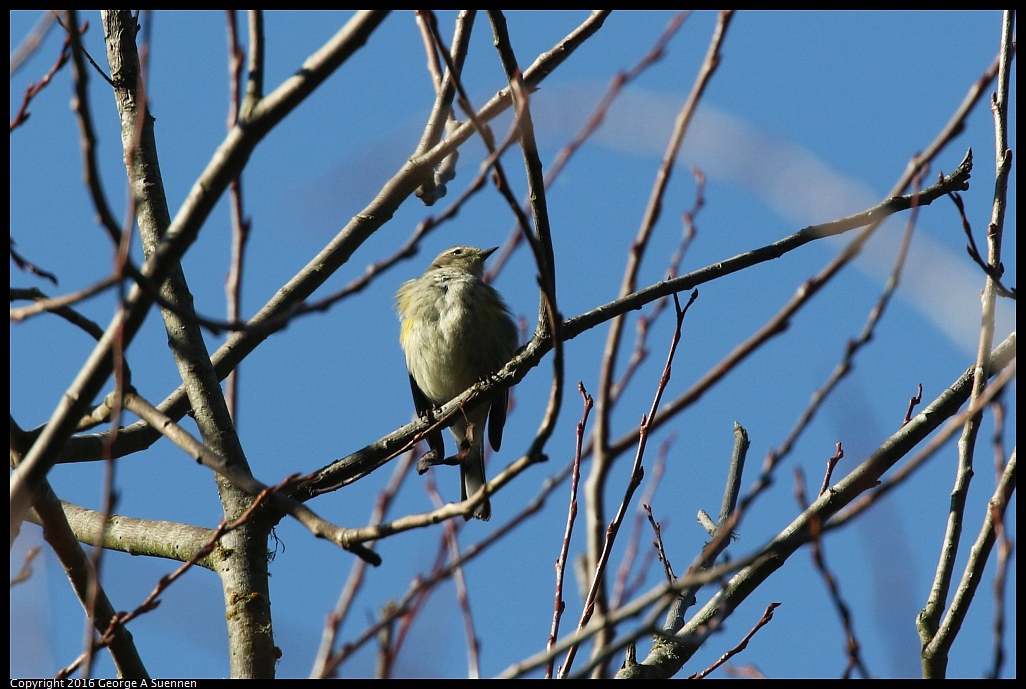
[{"x1": 400, "y1": 317, "x2": 414, "y2": 349}]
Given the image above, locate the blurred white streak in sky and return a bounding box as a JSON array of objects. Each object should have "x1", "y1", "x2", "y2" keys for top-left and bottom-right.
[{"x1": 544, "y1": 83, "x2": 1015, "y2": 358}]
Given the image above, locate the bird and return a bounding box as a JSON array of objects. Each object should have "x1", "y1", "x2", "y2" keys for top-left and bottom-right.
[{"x1": 396, "y1": 245, "x2": 518, "y2": 520}]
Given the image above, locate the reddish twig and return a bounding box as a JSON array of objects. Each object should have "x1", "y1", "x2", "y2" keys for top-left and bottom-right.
[
  {"x1": 9, "y1": 546, "x2": 41, "y2": 586},
  {"x1": 986, "y1": 393, "x2": 1011, "y2": 681},
  {"x1": 224, "y1": 11, "x2": 252, "y2": 420},
  {"x1": 831, "y1": 357, "x2": 1016, "y2": 531},
  {"x1": 545, "y1": 383, "x2": 592, "y2": 678},
  {"x1": 9, "y1": 18, "x2": 73, "y2": 132},
  {"x1": 310, "y1": 449, "x2": 416, "y2": 678},
  {"x1": 903, "y1": 384, "x2": 924, "y2": 427},
  {"x1": 422, "y1": 475, "x2": 482, "y2": 678},
  {"x1": 9, "y1": 239, "x2": 59, "y2": 286},
  {"x1": 317, "y1": 479, "x2": 550, "y2": 675},
  {"x1": 587, "y1": 14, "x2": 732, "y2": 666},
  {"x1": 795, "y1": 467, "x2": 869, "y2": 678},
  {"x1": 644, "y1": 504, "x2": 675, "y2": 583},
  {"x1": 818, "y1": 443, "x2": 845, "y2": 497},
  {"x1": 948, "y1": 191, "x2": 1015, "y2": 298},
  {"x1": 689, "y1": 603, "x2": 781, "y2": 679},
  {"x1": 56, "y1": 477, "x2": 289, "y2": 679},
  {"x1": 488, "y1": 11, "x2": 691, "y2": 278},
  {"x1": 988, "y1": 485, "x2": 1013, "y2": 679},
  {"x1": 611, "y1": 168, "x2": 704, "y2": 404},
  {"x1": 561, "y1": 291, "x2": 697, "y2": 677},
  {"x1": 10, "y1": 11, "x2": 57, "y2": 77},
  {"x1": 611, "y1": 435, "x2": 672, "y2": 609}
]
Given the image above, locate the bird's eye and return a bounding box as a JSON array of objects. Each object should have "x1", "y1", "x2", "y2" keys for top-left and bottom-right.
[{"x1": 452, "y1": 248, "x2": 463, "y2": 256}]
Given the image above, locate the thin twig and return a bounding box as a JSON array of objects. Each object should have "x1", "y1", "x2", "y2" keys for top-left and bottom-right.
[
  {"x1": 747, "y1": 170, "x2": 924, "y2": 508},
  {"x1": 317, "y1": 476, "x2": 551, "y2": 676},
  {"x1": 10, "y1": 15, "x2": 71, "y2": 132},
  {"x1": 9, "y1": 546, "x2": 41, "y2": 586},
  {"x1": 55, "y1": 477, "x2": 287, "y2": 679},
  {"x1": 794, "y1": 466, "x2": 870, "y2": 678},
  {"x1": 949, "y1": 191, "x2": 1015, "y2": 298},
  {"x1": 689, "y1": 603, "x2": 780, "y2": 679},
  {"x1": 10, "y1": 10, "x2": 57, "y2": 77},
  {"x1": 9, "y1": 239, "x2": 60, "y2": 286},
  {"x1": 545, "y1": 384, "x2": 592, "y2": 678},
  {"x1": 10, "y1": 10, "x2": 394, "y2": 538},
  {"x1": 611, "y1": 168, "x2": 704, "y2": 404},
  {"x1": 611, "y1": 437, "x2": 672, "y2": 609},
  {"x1": 588, "y1": 17, "x2": 733, "y2": 647},
  {"x1": 604, "y1": 153, "x2": 969, "y2": 467},
  {"x1": 986, "y1": 398, "x2": 1011, "y2": 679},
  {"x1": 829, "y1": 357, "x2": 1016, "y2": 531},
  {"x1": 514, "y1": 334, "x2": 1015, "y2": 681},
  {"x1": 310, "y1": 448, "x2": 414, "y2": 677},
  {"x1": 122, "y1": 392, "x2": 380, "y2": 565},
  {"x1": 224, "y1": 11, "x2": 251, "y2": 420},
  {"x1": 561, "y1": 291, "x2": 697, "y2": 677},
  {"x1": 920, "y1": 16, "x2": 1016, "y2": 678}
]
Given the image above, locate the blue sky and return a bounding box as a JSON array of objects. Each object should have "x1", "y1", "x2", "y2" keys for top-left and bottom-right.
[{"x1": 11, "y1": 10, "x2": 1016, "y2": 679}]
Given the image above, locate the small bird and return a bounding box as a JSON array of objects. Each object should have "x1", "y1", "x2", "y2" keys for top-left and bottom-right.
[{"x1": 396, "y1": 246, "x2": 518, "y2": 520}]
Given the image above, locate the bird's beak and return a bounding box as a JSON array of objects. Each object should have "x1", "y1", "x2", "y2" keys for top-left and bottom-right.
[{"x1": 482, "y1": 246, "x2": 499, "y2": 261}]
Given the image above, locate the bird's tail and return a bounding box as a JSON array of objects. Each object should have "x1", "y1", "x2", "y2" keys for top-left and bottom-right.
[{"x1": 460, "y1": 433, "x2": 491, "y2": 521}]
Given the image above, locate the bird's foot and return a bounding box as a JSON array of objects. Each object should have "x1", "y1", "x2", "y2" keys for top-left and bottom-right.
[
  {"x1": 417, "y1": 448, "x2": 465, "y2": 473},
  {"x1": 416, "y1": 448, "x2": 442, "y2": 474}
]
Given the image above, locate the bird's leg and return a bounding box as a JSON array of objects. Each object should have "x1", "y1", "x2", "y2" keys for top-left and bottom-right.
[
  {"x1": 452, "y1": 419, "x2": 477, "y2": 464},
  {"x1": 416, "y1": 420, "x2": 448, "y2": 475},
  {"x1": 422, "y1": 416, "x2": 480, "y2": 472}
]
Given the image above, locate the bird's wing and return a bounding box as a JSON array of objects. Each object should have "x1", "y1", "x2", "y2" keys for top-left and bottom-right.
[
  {"x1": 488, "y1": 387, "x2": 509, "y2": 452},
  {"x1": 409, "y1": 373, "x2": 447, "y2": 465},
  {"x1": 408, "y1": 373, "x2": 433, "y2": 418}
]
